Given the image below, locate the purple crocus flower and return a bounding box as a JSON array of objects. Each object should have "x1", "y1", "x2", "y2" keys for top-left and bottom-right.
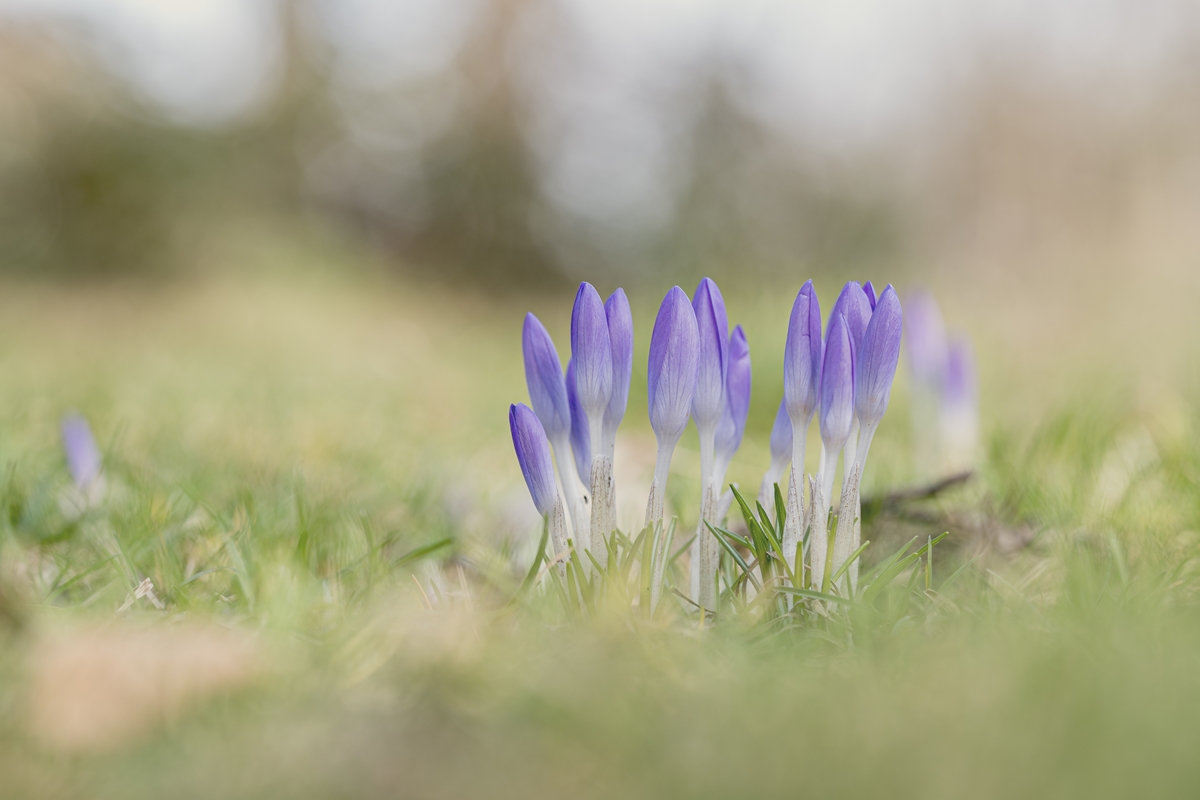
[
  {"x1": 509, "y1": 403, "x2": 558, "y2": 517},
  {"x1": 831, "y1": 281, "x2": 873, "y2": 354},
  {"x1": 714, "y1": 325, "x2": 751, "y2": 484},
  {"x1": 565, "y1": 360, "x2": 590, "y2": 487},
  {"x1": 863, "y1": 281, "x2": 878, "y2": 311},
  {"x1": 855, "y1": 285, "x2": 904, "y2": 433},
  {"x1": 905, "y1": 289, "x2": 947, "y2": 387},
  {"x1": 758, "y1": 398, "x2": 793, "y2": 506},
  {"x1": 522, "y1": 313, "x2": 570, "y2": 442},
  {"x1": 571, "y1": 282, "x2": 613, "y2": 449},
  {"x1": 943, "y1": 336, "x2": 977, "y2": 412},
  {"x1": 648, "y1": 287, "x2": 700, "y2": 449},
  {"x1": 783, "y1": 280, "x2": 822, "y2": 470},
  {"x1": 61, "y1": 414, "x2": 102, "y2": 490},
  {"x1": 690, "y1": 278, "x2": 729, "y2": 433},
  {"x1": 602, "y1": 289, "x2": 633, "y2": 454},
  {"x1": 820, "y1": 312, "x2": 856, "y2": 460}
]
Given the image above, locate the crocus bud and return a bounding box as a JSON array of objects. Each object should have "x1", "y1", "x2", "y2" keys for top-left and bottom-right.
[
  {"x1": 565, "y1": 360, "x2": 590, "y2": 487},
  {"x1": 522, "y1": 313, "x2": 570, "y2": 442},
  {"x1": 819, "y1": 312, "x2": 855, "y2": 453},
  {"x1": 862, "y1": 281, "x2": 877, "y2": 311},
  {"x1": 603, "y1": 289, "x2": 633, "y2": 451},
  {"x1": 941, "y1": 336, "x2": 979, "y2": 471},
  {"x1": 648, "y1": 286, "x2": 700, "y2": 446},
  {"x1": 784, "y1": 280, "x2": 823, "y2": 425},
  {"x1": 831, "y1": 281, "x2": 873, "y2": 354},
  {"x1": 509, "y1": 403, "x2": 558, "y2": 517},
  {"x1": 714, "y1": 325, "x2": 751, "y2": 479},
  {"x1": 769, "y1": 398, "x2": 792, "y2": 467},
  {"x1": 571, "y1": 282, "x2": 613, "y2": 423},
  {"x1": 61, "y1": 414, "x2": 102, "y2": 490},
  {"x1": 690, "y1": 277, "x2": 729, "y2": 433},
  {"x1": 855, "y1": 285, "x2": 904, "y2": 429},
  {"x1": 904, "y1": 289, "x2": 947, "y2": 387}
]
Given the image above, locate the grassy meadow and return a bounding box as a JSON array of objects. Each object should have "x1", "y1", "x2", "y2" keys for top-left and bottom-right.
[{"x1": 1, "y1": 237, "x2": 1200, "y2": 799}]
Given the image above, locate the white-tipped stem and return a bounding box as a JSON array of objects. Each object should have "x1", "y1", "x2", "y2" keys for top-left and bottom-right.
[
  {"x1": 818, "y1": 443, "x2": 840, "y2": 516},
  {"x1": 850, "y1": 420, "x2": 879, "y2": 592},
  {"x1": 781, "y1": 417, "x2": 809, "y2": 585},
  {"x1": 843, "y1": 421, "x2": 860, "y2": 486},
  {"x1": 808, "y1": 473, "x2": 829, "y2": 592},
  {"x1": 695, "y1": 427, "x2": 720, "y2": 611},
  {"x1": 589, "y1": 454, "x2": 612, "y2": 571},
  {"x1": 550, "y1": 436, "x2": 589, "y2": 555},
  {"x1": 831, "y1": 464, "x2": 861, "y2": 594},
  {"x1": 853, "y1": 419, "x2": 880, "y2": 478},
  {"x1": 781, "y1": 469, "x2": 802, "y2": 582},
  {"x1": 647, "y1": 440, "x2": 675, "y2": 613},
  {"x1": 604, "y1": 431, "x2": 619, "y2": 546},
  {"x1": 548, "y1": 497, "x2": 569, "y2": 577}
]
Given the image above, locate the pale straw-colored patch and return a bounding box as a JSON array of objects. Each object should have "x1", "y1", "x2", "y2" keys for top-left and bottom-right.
[{"x1": 26, "y1": 622, "x2": 260, "y2": 753}]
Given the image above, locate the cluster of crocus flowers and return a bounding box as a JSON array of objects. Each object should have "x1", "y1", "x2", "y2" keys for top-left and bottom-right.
[
  {"x1": 509, "y1": 276, "x2": 903, "y2": 613},
  {"x1": 905, "y1": 289, "x2": 979, "y2": 476}
]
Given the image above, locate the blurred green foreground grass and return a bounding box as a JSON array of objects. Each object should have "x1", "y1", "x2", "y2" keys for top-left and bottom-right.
[{"x1": 2, "y1": 259, "x2": 1200, "y2": 799}]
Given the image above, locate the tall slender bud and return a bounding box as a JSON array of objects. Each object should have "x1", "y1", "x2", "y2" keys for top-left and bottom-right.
[
  {"x1": 714, "y1": 325, "x2": 751, "y2": 489},
  {"x1": 522, "y1": 313, "x2": 570, "y2": 442},
  {"x1": 855, "y1": 285, "x2": 903, "y2": 435},
  {"x1": 940, "y1": 336, "x2": 979, "y2": 473},
  {"x1": 781, "y1": 281, "x2": 822, "y2": 581},
  {"x1": 571, "y1": 282, "x2": 614, "y2": 434},
  {"x1": 759, "y1": 399, "x2": 793, "y2": 506},
  {"x1": 566, "y1": 360, "x2": 590, "y2": 487},
  {"x1": 603, "y1": 289, "x2": 633, "y2": 456},
  {"x1": 690, "y1": 278, "x2": 729, "y2": 433},
  {"x1": 510, "y1": 404, "x2": 558, "y2": 517}
]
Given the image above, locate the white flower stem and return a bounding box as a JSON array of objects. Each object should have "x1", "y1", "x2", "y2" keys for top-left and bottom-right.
[
  {"x1": 781, "y1": 415, "x2": 809, "y2": 585},
  {"x1": 647, "y1": 440, "x2": 676, "y2": 613},
  {"x1": 551, "y1": 435, "x2": 588, "y2": 555},
  {"x1": 548, "y1": 498, "x2": 569, "y2": 576},
  {"x1": 831, "y1": 463, "x2": 860, "y2": 595},
  {"x1": 696, "y1": 427, "x2": 719, "y2": 610},
  {"x1": 588, "y1": 417, "x2": 611, "y2": 571}
]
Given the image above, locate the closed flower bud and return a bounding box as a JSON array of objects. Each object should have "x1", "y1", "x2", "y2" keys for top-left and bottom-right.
[
  {"x1": 855, "y1": 285, "x2": 904, "y2": 429},
  {"x1": 61, "y1": 414, "x2": 102, "y2": 491},
  {"x1": 690, "y1": 277, "x2": 729, "y2": 433},
  {"x1": 509, "y1": 403, "x2": 559, "y2": 517},
  {"x1": 522, "y1": 313, "x2": 570, "y2": 442},
  {"x1": 769, "y1": 398, "x2": 792, "y2": 467},
  {"x1": 571, "y1": 282, "x2": 613, "y2": 422},
  {"x1": 648, "y1": 286, "x2": 700, "y2": 447},
  {"x1": 820, "y1": 312, "x2": 856, "y2": 452},
  {"x1": 714, "y1": 325, "x2": 751, "y2": 478},
  {"x1": 565, "y1": 360, "x2": 591, "y2": 487},
  {"x1": 904, "y1": 289, "x2": 947, "y2": 387},
  {"x1": 831, "y1": 281, "x2": 873, "y2": 354},
  {"x1": 784, "y1": 280, "x2": 823, "y2": 426},
  {"x1": 603, "y1": 289, "x2": 633, "y2": 450}
]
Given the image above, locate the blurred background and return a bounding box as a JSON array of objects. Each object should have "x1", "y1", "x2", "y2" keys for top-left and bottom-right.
[{"x1": 1, "y1": 0, "x2": 1199, "y2": 510}]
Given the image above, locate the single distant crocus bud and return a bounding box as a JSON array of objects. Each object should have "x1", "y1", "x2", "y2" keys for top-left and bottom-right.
[
  {"x1": 565, "y1": 360, "x2": 590, "y2": 488},
  {"x1": 904, "y1": 289, "x2": 948, "y2": 388},
  {"x1": 61, "y1": 414, "x2": 102, "y2": 491},
  {"x1": 602, "y1": 289, "x2": 633, "y2": 457},
  {"x1": 714, "y1": 325, "x2": 751, "y2": 488},
  {"x1": 940, "y1": 336, "x2": 979, "y2": 473},
  {"x1": 863, "y1": 281, "x2": 878, "y2": 311},
  {"x1": 522, "y1": 313, "x2": 571, "y2": 443}
]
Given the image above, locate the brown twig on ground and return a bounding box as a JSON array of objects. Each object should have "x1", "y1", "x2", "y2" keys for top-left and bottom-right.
[{"x1": 862, "y1": 471, "x2": 974, "y2": 517}]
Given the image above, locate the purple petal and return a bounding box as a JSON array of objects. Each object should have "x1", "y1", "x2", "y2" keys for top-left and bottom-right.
[
  {"x1": 862, "y1": 281, "x2": 878, "y2": 310},
  {"x1": 714, "y1": 325, "x2": 752, "y2": 465},
  {"x1": 603, "y1": 289, "x2": 633, "y2": 435},
  {"x1": 571, "y1": 282, "x2": 613, "y2": 419},
  {"x1": 565, "y1": 360, "x2": 591, "y2": 486},
  {"x1": 819, "y1": 312, "x2": 855, "y2": 449},
  {"x1": 943, "y1": 336, "x2": 977, "y2": 412},
  {"x1": 904, "y1": 288, "x2": 948, "y2": 385},
  {"x1": 61, "y1": 414, "x2": 102, "y2": 490},
  {"x1": 855, "y1": 285, "x2": 904, "y2": 427},
  {"x1": 648, "y1": 286, "x2": 699, "y2": 444},
  {"x1": 770, "y1": 398, "x2": 792, "y2": 463},
  {"x1": 522, "y1": 313, "x2": 570, "y2": 442},
  {"x1": 690, "y1": 277, "x2": 730, "y2": 430},
  {"x1": 830, "y1": 281, "x2": 873, "y2": 355},
  {"x1": 784, "y1": 280, "x2": 823, "y2": 424},
  {"x1": 510, "y1": 403, "x2": 558, "y2": 516}
]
